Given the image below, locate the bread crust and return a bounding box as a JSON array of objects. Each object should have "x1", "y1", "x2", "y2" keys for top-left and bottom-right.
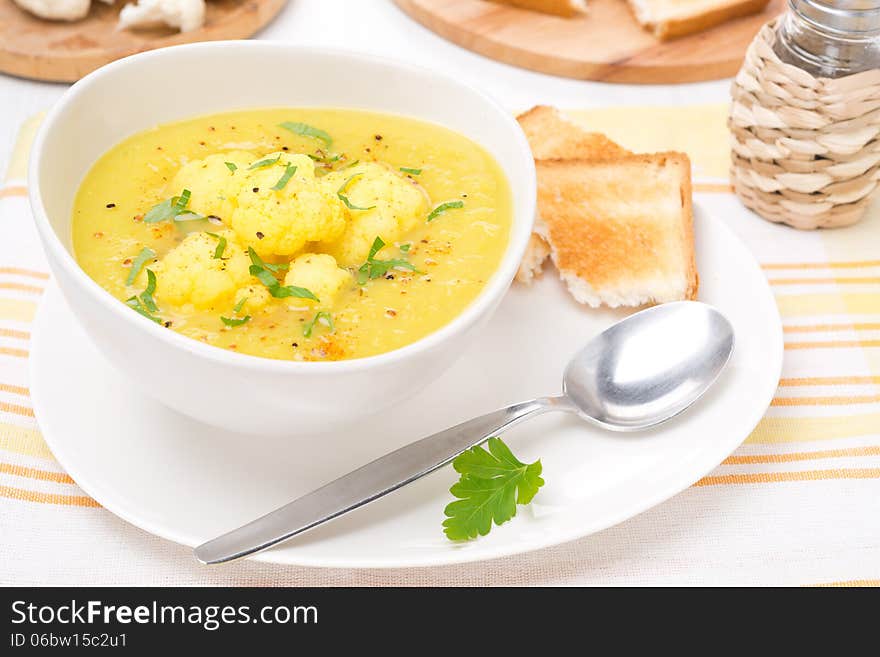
[
  {"x1": 487, "y1": 0, "x2": 588, "y2": 18},
  {"x1": 629, "y1": 0, "x2": 770, "y2": 40}
]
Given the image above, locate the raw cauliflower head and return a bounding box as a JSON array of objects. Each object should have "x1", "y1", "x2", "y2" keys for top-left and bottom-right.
[
  {"x1": 150, "y1": 230, "x2": 253, "y2": 310},
  {"x1": 228, "y1": 153, "x2": 347, "y2": 257},
  {"x1": 283, "y1": 253, "x2": 352, "y2": 310},
  {"x1": 319, "y1": 162, "x2": 430, "y2": 267},
  {"x1": 166, "y1": 151, "x2": 254, "y2": 221}
]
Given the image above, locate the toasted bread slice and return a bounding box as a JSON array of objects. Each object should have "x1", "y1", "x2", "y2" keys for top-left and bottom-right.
[
  {"x1": 487, "y1": 0, "x2": 588, "y2": 17},
  {"x1": 517, "y1": 105, "x2": 630, "y2": 161},
  {"x1": 515, "y1": 106, "x2": 632, "y2": 282},
  {"x1": 627, "y1": 0, "x2": 770, "y2": 40},
  {"x1": 535, "y1": 154, "x2": 697, "y2": 307}
]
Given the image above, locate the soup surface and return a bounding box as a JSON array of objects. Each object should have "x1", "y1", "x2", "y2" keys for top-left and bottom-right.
[{"x1": 73, "y1": 108, "x2": 512, "y2": 361}]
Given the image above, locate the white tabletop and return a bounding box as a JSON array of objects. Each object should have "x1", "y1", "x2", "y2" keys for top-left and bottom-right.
[{"x1": 0, "y1": 0, "x2": 732, "y2": 177}]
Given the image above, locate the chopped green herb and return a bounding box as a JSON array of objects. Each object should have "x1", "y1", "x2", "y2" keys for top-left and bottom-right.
[
  {"x1": 399, "y1": 243, "x2": 411, "y2": 253},
  {"x1": 303, "y1": 311, "x2": 334, "y2": 338},
  {"x1": 356, "y1": 236, "x2": 419, "y2": 284},
  {"x1": 400, "y1": 167, "x2": 422, "y2": 175},
  {"x1": 308, "y1": 152, "x2": 342, "y2": 164},
  {"x1": 173, "y1": 211, "x2": 206, "y2": 222},
  {"x1": 442, "y1": 437, "x2": 544, "y2": 541},
  {"x1": 139, "y1": 269, "x2": 159, "y2": 313},
  {"x1": 144, "y1": 188, "x2": 194, "y2": 223},
  {"x1": 279, "y1": 121, "x2": 333, "y2": 147},
  {"x1": 221, "y1": 315, "x2": 251, "y2": 327},
  {"x1": 232, "y1": 296, "x2": 248, "y2": 314},
  {"x1": 247, "y1": 247, "x2": 318, "y2": 301},
  {"x1": 427, "y1": 200, "x2": 464, "y2": 222},
  {"x1": 271, "y1": 164, "x2": 297, "y2": 191},
  {"x1": 205, "y1": 232, "x2": 227, "y2": 259},
  {"x1": 342, "y1": 159, "x2": 360, "y2": 170},
  {"x1": 337, "y1": 174, "x2": 376, "y2": 212},
  {"x1": 247, "y1": 247, "x2": 287, "y2": 273},
  {"x1": 248, "y1": 154, "x2": 282, "y2": 170},
  {"x1": 125, "y1": 268, "x2": 162, "y2": 323},
  {"x1": 125, "y1": 296, "x2": 162, "y2": 323},
  {"x1": 126, "y1": 247, "x2": 156, "y2": 286},
  {"x1": 224, "y1": 162, "x2": 237, "y2": 173}
]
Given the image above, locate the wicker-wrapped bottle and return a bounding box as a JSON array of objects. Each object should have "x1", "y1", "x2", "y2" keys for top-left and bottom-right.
[{"x1": 729, "y1": 1, "x2": 880, "y2": 229}]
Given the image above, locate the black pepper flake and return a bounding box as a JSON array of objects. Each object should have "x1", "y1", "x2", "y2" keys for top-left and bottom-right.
[
  {"x1": 256, "y1": 231, "x2": 264, "y2": 239},
  {"x1": 282, "y1": 146, "x2": 289, "y2": 151},
  {"x1": 374, "y1": 134, "x2": 383, "y2": 141},
  {"x1": 199, "y1": 141, "x2": 206, "y2": 146},
  {"x1": 252, "y1": 187, "x2": 260, "y2": 193},
  {"x1": 385, "y1": 274, "x2": 395, "y2": 280},
  {"x1": 105, "y1": 203, "x2": 116, "y2": 209},
  {"x1": 164, "y1": 321, "x2": 172, "y2": 328},
  {"x1": 292, "y1": 342, "x2": 299, "y2": 348}
]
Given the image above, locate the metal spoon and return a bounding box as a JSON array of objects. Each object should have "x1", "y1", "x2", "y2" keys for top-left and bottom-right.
[{"x1": 195, "y1": 301, "x2": 734, "y2": 564}]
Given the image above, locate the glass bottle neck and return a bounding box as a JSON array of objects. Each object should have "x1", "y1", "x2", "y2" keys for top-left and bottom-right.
[{"x1": 773, "y1": 0, "x2": 880, "y2": 77}]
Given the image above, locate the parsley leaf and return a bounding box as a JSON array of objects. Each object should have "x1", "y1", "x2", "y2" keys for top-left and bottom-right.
[
  {"x1": 271, "y1": 164, "x2": 297, "y2": 191},
  {"x1": 337, "y1": 174, "x2": 376, "y2": 211},
  {"x1": 126, "y1": 247, "x2": 155, "y2": 286},
  {"x1": 303, "y1": 311, "x2": 334, "y2": 338},
  {"x1": 144, "y1": 188, "x2": 195, "y2": 223},
  {"x1": 427, "y1": 200, "x2": 464, "y2": 222},
  {"x1": 400, "y1": 167, "x2": 422, "y2": 175},
  {"x1": 356, "y1": 236, "x2": 419, "y2": 284},
  {"x1": 224, "y1": 162, "x2": 237, "y2": 173},
  {"x1": 221, "y1": 315, "x2": 251, "y2": 327},
  {"x1": 248, "y1": 154, "x2": 282, "y2": 170},
  {"x1": 279, "y1": 121, "x2": 333, "y2": 147},
  {"x1": 247, "y1": 247, "x2": 318, "y2": 301},
  {"x1": 205, "y1": 232, "x2": 227, "y2": 259},
  {"x1": 233, "y1": 296, "x2": 248, "y2": 313},
  {"x1": 442, "y1": 437, "x2": 544, "y2": 541}
]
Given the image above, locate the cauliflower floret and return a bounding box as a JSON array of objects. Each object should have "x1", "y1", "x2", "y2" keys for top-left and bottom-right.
[
  {"x1": 229, "y1": 153, "x2": 347, "y2": 257},
  {"x1": 320, "y1": 162, "x2": 429, "y2": 266},
  {"x1": 151, "y1": 231, "x2": 252, "y2": 310},
  {"x1": 283, "y1": 253, "x2": 352, "y2": 309},
  {"x1": 166, "y1": 151, "x2": 254, "y2": 221},
  {"x1": 233, "y1": 284, "x2": 272, "y2": 313},
  {"x1": 118, "y1": 0, "x2": 206, "y2": 33},
  {"x1": 13, "y1": 0, "x2": 90, "y2": 21}
]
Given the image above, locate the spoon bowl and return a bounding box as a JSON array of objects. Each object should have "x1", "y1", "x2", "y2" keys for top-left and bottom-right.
[{"x1": 563, "y1": 301, "x2": 734, "y2": 430}]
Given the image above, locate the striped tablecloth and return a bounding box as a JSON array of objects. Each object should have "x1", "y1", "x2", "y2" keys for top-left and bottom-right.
[{"x1": 1, "y1": 106, "x2": 878, "y2": 586}]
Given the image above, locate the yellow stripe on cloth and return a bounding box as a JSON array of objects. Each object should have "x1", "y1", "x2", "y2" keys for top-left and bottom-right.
[
  {"x1": 4, "y1": 113, "x2": 42, "y2": 182},
  {"x1": 0, "y1": 484, "x2": 98, "y2": 508},
  {"x1": 0, "y1": 298, "x2": 37, "y2": 323},
  {"x1": 776, "y1": 293, "x2": 880, "y2": 317},
  {"x1": 694, "y1": 468, "x2": 880, "y2": 486},
  {"x1": 725, "y1": 446, "x2": 880, "y2": 464},
  {"x1": 747, "y1": 414, "x2": 880, "y2": 444},
  {"x1": 0, "y1": 423, "x2": 54, "y2": 460},
  {"x1": 0, "y1": 462, "x2": 74, "y2": 484}
]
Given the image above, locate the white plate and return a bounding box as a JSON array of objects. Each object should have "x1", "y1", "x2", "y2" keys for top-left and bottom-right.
[{"x1": 30, "y1": 205, "x2": 782, "y2": 568}]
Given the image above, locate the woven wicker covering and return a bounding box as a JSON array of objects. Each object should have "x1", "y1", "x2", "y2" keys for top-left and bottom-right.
[{"x1": 729, "y1": 21, "x2": 880, "y2": 229}]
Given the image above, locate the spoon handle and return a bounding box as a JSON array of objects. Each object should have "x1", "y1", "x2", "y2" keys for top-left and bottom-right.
[{"x1": 195, "y1": 396, "x2": 568, "y2": 564}]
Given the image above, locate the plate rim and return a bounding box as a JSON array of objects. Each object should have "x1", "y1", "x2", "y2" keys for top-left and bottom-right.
[{"x1": 30, "y1": 205, "x2": 784, "y2": 569}]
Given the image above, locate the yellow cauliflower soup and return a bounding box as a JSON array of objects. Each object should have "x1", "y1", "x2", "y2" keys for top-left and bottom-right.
[{"x1": 72, "y1": 108, "x2": 512, "y2": 361}]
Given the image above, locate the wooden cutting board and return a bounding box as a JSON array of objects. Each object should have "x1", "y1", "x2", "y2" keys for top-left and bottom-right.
[
  {"x1": 394, "y1": 0, "x2": 784, "y2": 84},
  {"x1": 0, "y1": 0, "x2": 287, "y2": 83}
]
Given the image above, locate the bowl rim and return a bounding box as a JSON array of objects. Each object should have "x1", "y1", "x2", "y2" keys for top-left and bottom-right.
[{"x1": 29, "y1": 41, "x2": 537, "y2": 374}]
